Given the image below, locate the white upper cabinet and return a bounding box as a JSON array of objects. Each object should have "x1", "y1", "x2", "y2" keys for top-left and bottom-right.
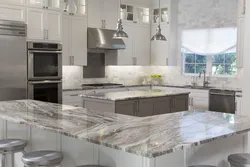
[
  {"x1": 62, "y1": 14, "x2": 87, "y2": 66},
  {"x1": 71, "y1": 16, "x2": 87, "y2": 65},
  {"x1": 135, "y1": 24, "x2": 150, "y2": 65},
  {"x1": 237, "y1": 17, "x2": 245, "y2": 68},
  {"x1": 26, "y1": 8, "x2": 45, "y2": 40},
  {"x1": 27, "y1": 7, "x2": 62, "y2": 42},
  {"x1": 0, "y1": 4, "x2": 25, "y2": 21},
  {"x1": 117, "y1": 22, "x2": 150, "y2": 66},
  {"x1": 46, "y1": 10, "x2": 62, "y2": 41},
  {"x1": 88, "y1": 0, "x2": 118, "y2": 29},
  {"x1": 238, "y1": 0, "x2": 246, "y2": 18},
  {"x1": 151, "y1": 25, "x2": 170, "y2": 66},
  {"x1": 46, "y1": 0, "x2": 61, "y2": 11},
  {"x1": 1, "y1": 0, "x2": 25, "y2": 6},
  {"x1": 63, "y1": 0, "x2": 86, "y2": 16},
  {"x1": 62, "y1": 15, "x2": 71, "y2": 65},
  {"x1": 27, "y1": 0, "x2": 45, "y2": 8},
  {"x1": 120, "y1": 4, "x2": 150, "y2": 24},
  {"x1": 103, "y1": 0, "x2": 118, "y2": 29},
  {"x1": 28, "y1": 0, "x2": 61, "y2": 10},
  {"x1": 117, "y1": 23, "x2": 134, "y2": 65},
  {"x1": 87, "y1": 0, "x2": 102, "y2": 28}
]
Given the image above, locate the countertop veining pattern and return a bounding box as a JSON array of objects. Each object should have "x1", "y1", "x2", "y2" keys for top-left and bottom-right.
[
  {"x1": 0, "y1": 100, "x2": 249, "y2": 158},
  {"x1": 81, "y1": 90, "x2": 190, "y2": 101}
]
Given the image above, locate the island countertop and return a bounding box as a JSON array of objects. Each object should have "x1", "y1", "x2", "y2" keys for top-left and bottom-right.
[
  {"x1": 0, "y1": 100, "x2": 250, "y2": 158},
  {"x1": 80, "y1": 90, "x2": 190, "y2": 101}
]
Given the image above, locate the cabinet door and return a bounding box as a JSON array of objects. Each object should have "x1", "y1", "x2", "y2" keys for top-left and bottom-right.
[
  {"x1": 151, "y1": 25, "x2": 169, "y2": 66},
  {"x1": 47, "y1": 0, "x2": 61, "y2": 11},
  {"x1": 172, "y1": 95, "x2": 189, "y2": 113},
  {"x1": 117, "y1": 23, "x2": 134, "y2": 65},
  {"x1": 153, "y1": 97, "x2": 172, "y2": 115},
  {"x1": 62, "y1": 14, "x2": 71, "y2": 65},
  {"x1": 87, "y1": 0, "x2": 102, "y2": 28},
  {"x1": 191, "y1": 96, "x2": 209, "y2": 110},
  {"x1": 0, "y1": 4, "x2": 25, "y2": 22},
  {"x1": 72, "y1": 0, "x2": 87, "y2": 16},
  {"x1": 235, "y1": 97, "x2": 242, "y2": 115},
  {"x1": 46, "y1": 10, "x2": 62, "y2": 41},
  {"x1": 27, "y1": 8, "x2": 45, "y2": 40},
  {"x1": 138, "y1": 99, "x2": 154, "y2": 117},
  {"x1": 27, "y1": 0, "x2": 45, "y2": 8},
  {"x1": 103, "y1": 0, "x2": 118, "y2": 29},
  {"x1": 135, "y1": 24, "x2": 151, "y2": 65},
  {"x1": 71, "y1": 16, "x2": 87, "y2": 66},
  {"x1": 1, "y1": 0, "x2": 25, "y2": 6},
  {"x1": 116, "y1": 100, "x2": 136, "y2": 116},
  {"x1": 236, "y1": 18, "x2": 245, "y2": 68}
]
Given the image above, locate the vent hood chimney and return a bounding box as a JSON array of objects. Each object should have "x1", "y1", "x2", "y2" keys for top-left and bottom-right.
[{"x1": 87, "y1": 28, "x2": 126, "y2": 50}]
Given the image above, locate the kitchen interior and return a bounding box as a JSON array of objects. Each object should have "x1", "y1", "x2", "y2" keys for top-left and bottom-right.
[{"x1": 0, "y1": 0, "x2": 249, "y2": 167}]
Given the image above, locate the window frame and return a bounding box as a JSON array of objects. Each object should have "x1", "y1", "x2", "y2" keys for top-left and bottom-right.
[{"x1": 182, "y1": 52, "x2": 237, "y2": 78}]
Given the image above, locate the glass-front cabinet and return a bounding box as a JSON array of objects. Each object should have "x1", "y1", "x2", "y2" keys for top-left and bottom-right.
[
  {"x1": 63, "y1": 0, "x2": 86, "y2": 16},
  {"x1": 152, "y1": 7, "x2": 169, "y2": 24},
  {"x1": 120, "y1": 4, "x2": 149, "y2": 24},
  {"x1": 28, "y1": 0, "x2": 61, "y2": 10},
  {"x1": 27, "y1": 0, "x2": 44, "y2": 8},
  {"x1": 47, "y1": 0, "x2": 61, "y2": 10}
]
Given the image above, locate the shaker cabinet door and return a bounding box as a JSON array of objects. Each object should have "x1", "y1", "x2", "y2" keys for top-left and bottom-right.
[
  {"x1": 27, "y1": 8, "x2": 45, "y2": 40},
  {"x1": 71, "y1": 16, "x2": 87, "y2": 66},
  {"x1": 0, "y1": 4, "x2": 25, "y2": 22},
  {"x1": 138, "y1": 99, "x2": 154, "y2": 117},
  {"x1": 46, "y1": 10, "x2": 62, "y2": 41},
  {"x1": 116, "y1": 100, "x2": 137, "y2": 116},
  {"x1": 62, "y1": 15, "x2": 71, "y2": 65},
  {"x1": 87, "y1": 0, "x2": 102, "y2": 28},
  {"x1": 102, "y1": 0, "x2": 118, "y2": 29},
  {"x1": 153, "y1": 97, "x2": 172, "y2": 115}
]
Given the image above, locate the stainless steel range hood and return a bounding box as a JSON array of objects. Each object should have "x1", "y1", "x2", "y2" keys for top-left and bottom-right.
[{"x1": 87, "y1": 28, "x2": 126, "y2": 50}]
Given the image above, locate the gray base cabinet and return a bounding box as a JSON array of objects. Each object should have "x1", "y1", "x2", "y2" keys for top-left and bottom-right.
[{"x1": 83, "y1": 94, "x2": 189, "y2": 117}]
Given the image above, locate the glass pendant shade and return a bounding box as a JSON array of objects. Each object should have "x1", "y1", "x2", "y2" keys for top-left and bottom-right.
[
  {"x1": 151, "y1": 25, "x2": 167, "y2": 41},
  {"x1": 113, "y1": 19, "x2": 128, "y2": 39}
]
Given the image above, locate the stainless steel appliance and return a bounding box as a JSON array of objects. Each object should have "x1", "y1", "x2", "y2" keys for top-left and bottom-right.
[
  {"x1": 209, "y1": 89, "x2": 236, "y2": 114},
  {"x1": 27, "y1": 42, "x2": 62, "y2": 80},
  {"x1": 27, "y1": 42, "x2": 62, "y2": 104},
  {"x1": 0, "y1": 20, "x2": 27, "y2": 100},
  {"x1": 28, "y1": 80, "x2": 62, "y2": 104},
  {"x1": 88, "y1": 28, "x2": 126, "y2": 50}
]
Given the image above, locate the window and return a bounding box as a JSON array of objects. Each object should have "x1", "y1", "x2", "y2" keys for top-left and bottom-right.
[
  {"x1": 212, "y1": 53, "x2": 237, "y2": 75},
  {"x1": 182, "y1": 27, "x2": 237, "y2": 76},
  {"x1": 183, "y1": 50, "x2": 206, "y2": 74}
]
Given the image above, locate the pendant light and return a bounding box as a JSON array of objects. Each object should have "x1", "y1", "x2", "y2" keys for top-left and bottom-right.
[
  {"x1": 151, "y1": 0, "x2": 167, "y2": 41},
  {"x1": 113, "y1": 0, "x2": 128, "y2": 39}
]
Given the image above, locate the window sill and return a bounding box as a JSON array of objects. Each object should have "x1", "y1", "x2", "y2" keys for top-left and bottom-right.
[{"x1": 182, "y1": 73, "x2": 237, "y2": 79}]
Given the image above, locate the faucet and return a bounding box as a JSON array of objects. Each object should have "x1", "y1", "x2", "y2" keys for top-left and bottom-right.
[{"x1": 199, "y1": 69, "x2": 209, "y2": 87}]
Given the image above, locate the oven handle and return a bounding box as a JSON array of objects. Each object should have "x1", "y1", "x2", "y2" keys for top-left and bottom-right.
[
  {"x1": 29, "y1": 80, "x2": 62, "y2": 84},
  {"x1": 29, "y1": 50, "x2": 62, "y2": 54},
  {"x1": 209, "y1": 92, "x2": 235, "y2": 96}
]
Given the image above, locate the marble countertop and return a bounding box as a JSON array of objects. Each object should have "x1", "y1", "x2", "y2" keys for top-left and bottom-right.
[
  {"x1": 0, "y1": 100, "x2": 250, "y2": 158},
  {"x1": 80, "y1": 90, "x2": 190, "y2": 101}
]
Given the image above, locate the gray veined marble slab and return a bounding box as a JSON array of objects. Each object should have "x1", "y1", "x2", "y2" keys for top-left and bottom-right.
[
  {"x1": 0, "y1": 100, "x2": 250, "y2": 158},
  {"x1": 80, "y1": 90, "x2": 190, "y2": 101}
]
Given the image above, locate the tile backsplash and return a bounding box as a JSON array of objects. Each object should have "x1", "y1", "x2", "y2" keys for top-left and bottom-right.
[{"x1": 63, "y1": 66, "x2": 242, "y2": 90}]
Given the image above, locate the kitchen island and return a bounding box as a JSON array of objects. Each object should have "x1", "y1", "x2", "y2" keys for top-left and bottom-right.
[
  {"x1": 0, "y1": 100, "x2": 249, "y2": 167},
  {"x1": 81, "y1": 90, "x2": 190, "y2": 116}
]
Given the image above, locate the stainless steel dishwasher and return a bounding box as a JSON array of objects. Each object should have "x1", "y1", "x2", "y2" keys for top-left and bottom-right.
[{"x1": 209, "y1": 89, "x2": 236, "y2": 114}]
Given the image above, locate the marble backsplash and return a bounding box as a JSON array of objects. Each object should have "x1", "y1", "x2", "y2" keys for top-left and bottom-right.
[{"x1": 63, "y1": 66, "x2": 242, "y2": 90}]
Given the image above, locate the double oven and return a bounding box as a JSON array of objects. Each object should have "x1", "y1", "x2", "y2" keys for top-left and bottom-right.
[{"x1": 27, "y1": 42, "x2": 62, "y2": 104}]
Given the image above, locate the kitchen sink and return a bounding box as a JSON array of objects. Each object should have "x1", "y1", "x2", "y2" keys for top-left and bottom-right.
[{"x1": 182, "y1": 85, "x2": 214, "y2": 90}]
